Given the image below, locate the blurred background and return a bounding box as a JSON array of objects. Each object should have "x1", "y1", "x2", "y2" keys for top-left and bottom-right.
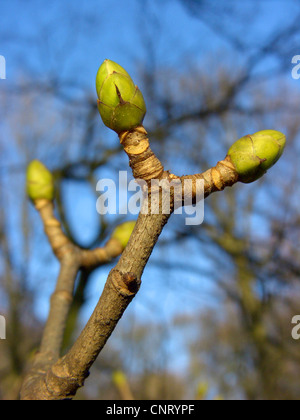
[{"x1": 0, "y1": 0, "x2": 300, "y2": 400}]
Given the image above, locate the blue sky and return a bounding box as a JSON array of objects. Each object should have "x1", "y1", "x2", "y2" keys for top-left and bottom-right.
[{"x1": 1, "y1": 0, "x2": 297, "y2": 85}]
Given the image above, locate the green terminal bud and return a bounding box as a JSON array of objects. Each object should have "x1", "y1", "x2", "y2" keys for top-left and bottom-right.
[
  {"x1": 227, "y1": 129, "x2": 286, "y2": 183},
  {"x1": 111, "y1": 220, "x2": 136, "y2": 249},
  {"x1": 26, "y1": 160, "x2": 54, "y2": 201},
  {"x1": 96, "y1": 59, "x2": 146, "y2": 133}
]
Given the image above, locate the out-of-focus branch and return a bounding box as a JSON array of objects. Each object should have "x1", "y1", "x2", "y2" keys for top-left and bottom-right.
[
  {"x1": 112, "y1": 370, "x2": 135, "y2": 400},
  {"x1": 20, "y1": 196, "x2": 126, "y2": 399},
  {"x1": 35, "y1": 197, "x2": 124, "y2": 354},
  {"x1": 39, "y1": 260, "x2": 80, "y2": 361}
]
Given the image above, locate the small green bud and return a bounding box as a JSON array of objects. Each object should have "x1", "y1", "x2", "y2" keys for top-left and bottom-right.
[
  {"x1": 96, "y1": 59, "x2": 146, "y2": 133},
  {"x1": 111, "y1": 220, "x2": 136, "y2": 249},
  {"x1": 227, "y1": 129, "x2": 286, "y2": 183},
  {"x1": 196, "y1": 382, "x2": 209, "y2": 400},
  {"x1": 26, "y1": 160, "x2": 54, "y2": 201},
  {"x1": 112, "y1": 370, "x2": 127, "y2": 387}
]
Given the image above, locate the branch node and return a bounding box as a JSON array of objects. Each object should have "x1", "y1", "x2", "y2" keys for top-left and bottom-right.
[
  {"x1": 111, "y1": 269, "x2": 141, "y2": 297},
  {"x1": 119, "y1": 126, "x2": 164, "y2": 181},
  {"x1": 211, "y1": 167, "x2": 224, "y2": 191}
]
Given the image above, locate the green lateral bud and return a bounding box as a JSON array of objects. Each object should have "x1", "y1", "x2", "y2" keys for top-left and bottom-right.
[
  {"x1": 111, "y1": 220, "x2": 136, "y2": 249},
  {"x1": 112, "y1": 370, "x2": 127, "y2": 387},
  {"x1": 196, "y1": 382, "x2": 209, "y2": 400},
  {"x1": 227, "y1": 129, "x2": 286, "y2": 183},
  {"x1": 96, "y1": 59, "x2": 146, "y2": 133},
  {"x1": 26, "y1": 160, "x2": 54, "y2": 201}
]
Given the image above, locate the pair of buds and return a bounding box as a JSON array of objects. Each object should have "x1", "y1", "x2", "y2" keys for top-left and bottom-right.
[
  {"x1": 26, "y1": 60, "x2": 286, "y2": 202},
  {"x1": 26, "y1": 160, "x2": 136, "y2": 249},
  {"x1": 96, "y1": 59, "x2": 286, "y2": 184}
]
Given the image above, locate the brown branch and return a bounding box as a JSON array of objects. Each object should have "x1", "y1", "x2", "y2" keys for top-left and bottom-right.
[
  {"x1": 80, "y1": 238, "x2": 123, "y2": 268},
  {"x1": 119, "y1": 126, "x2": 164, "y2": 181},
  {"x1": 119, "y1": 126, "x2": 238, "y2": 204},
  {"x1": 39, "y1": 259, "x2": 81, "y2": 360},
  {"x1": 35, "y1": 199, "x2": 74, "y2": 260},
  {"x1": 34, "y1": 199, "x2": 123, "y2": 268},
  {"x1": 21, "y1": 210, "x2": 170, "y2": 399},
  {"x1": 179, "y1": 156, "x2": 238, "y2": 202},
  {"x1": 20, "y1": 199, "x2": 126, "y2": 399},
  {"x1": 20, "y1": 125, "x2": 240, "y2": 400},
  {"x1": 31, "y1": 200, "x2": 124, "y2": 360}
]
